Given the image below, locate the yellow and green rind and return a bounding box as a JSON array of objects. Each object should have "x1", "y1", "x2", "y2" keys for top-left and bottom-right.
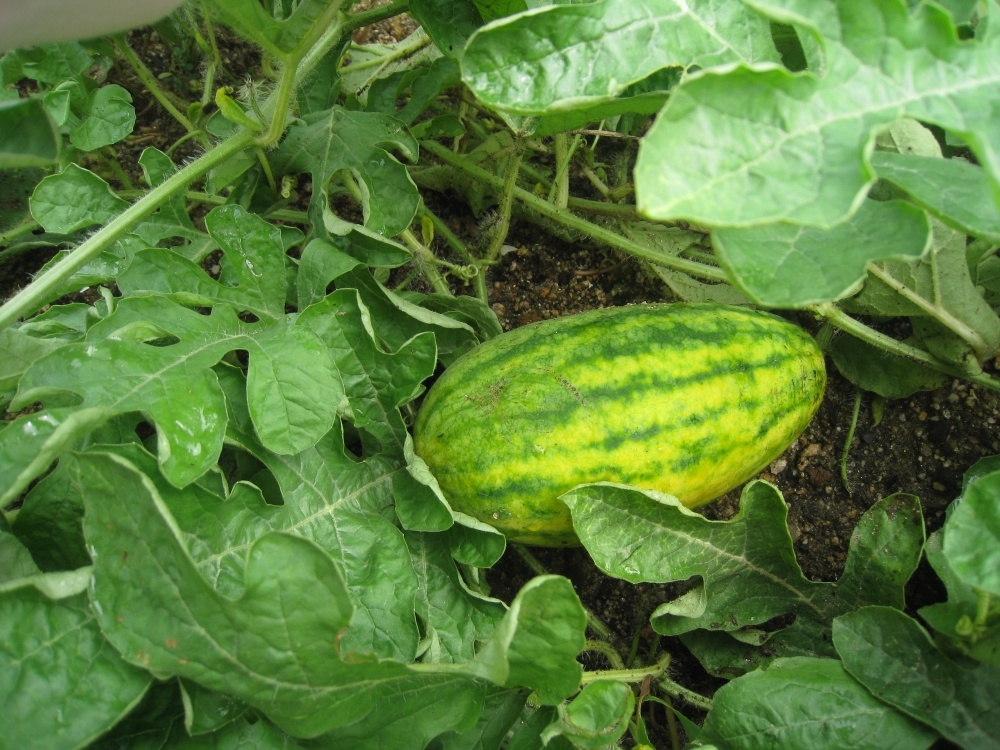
[{"x1": 413, "y1": 303, "x2": 826, "y2": 547}]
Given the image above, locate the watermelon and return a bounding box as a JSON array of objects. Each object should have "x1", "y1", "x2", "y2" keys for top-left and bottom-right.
[{"x1": 413, "y1": 303, "x2": 826, "y2": 546}]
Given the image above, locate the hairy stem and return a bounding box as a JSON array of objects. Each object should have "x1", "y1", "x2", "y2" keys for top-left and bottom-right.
[
  {"x1": 114, "y1": 34, "x2": 200, "y2": 137},
  {"x1": 484, "y1": 141, "x2": 524, "y2": 264},
  {"x1": 0, "y1": 220, "x2": 40, "y2": 247},
  {"x1": 867, "y1": 262, "x2": 993, "y2": 363},
  {"x1": 655, "y1": 676, "x2": 714, "y2": 712},
  {"x1": 580, "y1": 654, "x2": 671, "y2": 687},
  {"x1": 400, "y1": 229, "x2": 452, "y2": 296},
  {"x1": 420, "y1": 139, "x2": 727, "y2": 282},
  {"x1": 813, "y1": 303, "x2": 1000, "y2": 393},
  {"x1": 0, "y1": 131, "x2": 255, "y2": 331},
  {"x1": 583, "y1": 639, "x2": 625, "y2": 670},
  {"x1": 841, "y1": 388, "x2": 861, "y2": 493}
]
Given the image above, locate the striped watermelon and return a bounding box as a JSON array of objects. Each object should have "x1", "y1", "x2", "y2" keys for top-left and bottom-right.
[{"x1": 413, "y1": 303, "x2": 825, "y2": 546}]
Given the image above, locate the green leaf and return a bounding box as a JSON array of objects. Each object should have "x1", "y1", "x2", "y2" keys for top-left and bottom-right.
[
  {"x1": 120, "y1": 204, "x2": 291, "y2": 322},
  {"x1": 0, "y1": 407, "x2": 116, "y2": 508},
  {"x1": 462, "y1": 0, "x2": 778, "y2": 116},
  {"x1": 11, "y1": 461, "x2": 90, "y2": 572},
  {"x1": 472, "y1": 0, "x2": 527, "y2": 22},
  {"x1": 842, "y1": 217, "x2": 1000, "y2": 367},
  {"x1": 943, "y1": 469, "x2": 1000, "y2": 597},
  {"x1": 0, "y1": 166, "x2": 43, "y2": 229},
  {"x1": 0, "y1": 98, "x2": 59, "y2": 168},
  {"x1": 12, "y1": 209, "x2": 351, "y2": 488},
  {"x1": 179, "y1": 679, "x2": 248, "y2": 736},
  {"x1": 410, "y1": 0, "x2": 483, "y2": 58},
  {"x1": 167, "y1": 713, "x2": 299, "y2": 749},
  {"x1": 70, "y1": 84, "x2": 135, "y2": 150},
  {"x1": 635, "y1": 0, "x2": 1000, "y2": 227},
  {"x1": 834, "y1": 606, "x2": 1000, "y2": 750},
  {"x1": 0, "y1": 326, "x2": 60, "y2": 406},
  {"x1": 217, "y1": 361, "x2": 425, "y2": 660},
  {"x1": 540, "y1": 680, "x2": 633, "y2": 750},
  {"x1": 565, "y1": 483, "x2": 924, "y2": 675},
  {"x1": 0, "y1": 517, "x2": 39, "y2": 583},
  {"x1": 872, "y1": 152, "x2": 1000, "y2": 244},
  {"x1": 919, "y1": 531, "x2": 1000, "y2": 667},
  {"x1": 89, "y1": 679, "x2": 184, "y2": 750},
  {"x1": 433, "y1": 688, "x2": 528, "y2": 750},
  {"x1": 297, "y1": 239, "x2": 479, "y2": 366},
  {"x1": 29, "y1": 163, "x2": 129, "y2": 234},
  {"x1": 405, "y1": 530, "x2": 507, "y2": 663},
  {"x1": 713, "y1": 200, "x2": 931, "y2": 307},
  {"x1": 18, "y1": 42, "x2": 92, "y2": 84},
  {"x1": 465, "y1": 575, "x2": 586, "y2": 705},
  {"x1": 206, "y1": 0, "x2": 339, "y2": 58},
  {"x1": 69, "y1": 450, "x2": 484, "y2": 739},
  {"x1": 828, "y1": 333, "x2": 949, "y2": 399},
  {"x1": 696, "y1": 657, "x2": 938, "y2": 750},
  {"x1": 0, "y1": 568, "x2": 153, "y2": 750},
  {"x1": 273, "y1": 106, "x2": 420, "y2": 238},
  {"x1": 505, "y1": 706, "x2": 572, "y2": 750}
]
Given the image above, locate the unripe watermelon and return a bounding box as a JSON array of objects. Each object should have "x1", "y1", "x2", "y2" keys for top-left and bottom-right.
[{"x1": 413, "y1": 303, "x2": 825, "y2": 546}]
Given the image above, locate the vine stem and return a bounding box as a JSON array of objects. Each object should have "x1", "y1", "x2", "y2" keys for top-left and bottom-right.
[
  {"x1": 113, "y1": 34, "x2": 201, "y2": 138},
  {"x1": 655, "y1": 676, "x2": 714, "y2": 712},
  {"x1": 866, "y1": 262, "x2": 992, "y2": 362},
  {"x1": 0, "y1": 131, "x2": 255, "y2": 331},
  {"x1": 400, "y1": 229, "x2": 452, "y2": 296},
  {"x1": 583, "y1": 639, "x2": 625, "y2": 670},
  {"x1": 484, "y1": 140, "x2": 524, "y2": 264},
  {"x1": 580, "y1": 654, "x2": 670, "y2": 687},
  {"x1": 841, "y1": 388, "x2": 861, "y2": 493},
  {"x1": 419, "y1": 139, "x2": 728, "y2": 282},
  {"x1": 812, "y1": 303, "x2": 1000, "y2": 393}
]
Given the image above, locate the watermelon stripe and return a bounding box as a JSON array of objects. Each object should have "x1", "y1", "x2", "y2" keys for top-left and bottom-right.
[{"x1": 414, "y1": 303, "x2": 825, "y2": 547}]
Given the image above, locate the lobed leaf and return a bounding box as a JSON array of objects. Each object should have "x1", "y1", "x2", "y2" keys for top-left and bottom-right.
[
  {"x1": 636, "y1": 0, "x2": 1000, "y2": 227},
  {"x1": 564, "y1": 482, "x2": 924, "y2": 675},
  {"x1": 714, "y1": 199, "x2": 930, "y2": 307},
  {"x1": 461, "y1": 0, "x2": 779, "y2": 116},
  {"x1": 29, "y1": 163, "x2": 128, "y2": 234}
]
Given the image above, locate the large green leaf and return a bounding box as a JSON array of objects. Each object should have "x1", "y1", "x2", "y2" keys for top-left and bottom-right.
[
  {"x1": 0, "y1": 327, "x2": 60, "y2": 407},
  {"x1": 696, "y1": 657, "x2": 938, "y2": 749},
  {"x1": 69, "y1": 450, "x2": 485, "y2": 739},
  {"x1": 636, "y1": 0, "x2": 1000, "y2": 227},
  {"x1": 713, "y1": 199, "x2": 930, "y2": 307},
  {"x1": 834, "y1": 606, "x2": 1000, "y2": 750},
  {"x1": 564, "y1": 482, "x2": 924, "y2": 675},
  {"x1": 828, "y1": 333, "x2": 949, "y2": 399},
  {"x1": 943, "y1": 469, "x2": 1000, "y2": 597},
  {"x1": 12, "y1": 206, "x2": 346, "y2": 489},
  {"x1": 0, "y1": 97, "x2": 59, "y2": 168},
  {"x1": 461, "y1": 0, "x2": 778, "y2": 116},
  {"x1": 0, "y1": 568, "x2": 153, "y2": 750},
  {"x1": 273, "y1": 107, "x2": 420, "y2": 238},
  {"x1": 432, "y1": 688, "x2": 528, "y2": 750}
]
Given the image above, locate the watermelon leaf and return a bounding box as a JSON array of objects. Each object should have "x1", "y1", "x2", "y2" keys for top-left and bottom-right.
[
  {"x1": 563, "y1": 482, "x2": 924, "y2": 675},
  {"x1": 635, "y1": 0, "x2": 1000, "y2": 228},
  {"x1": 834, "y1": 606, "x2": 1000, "y2": 749}
]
